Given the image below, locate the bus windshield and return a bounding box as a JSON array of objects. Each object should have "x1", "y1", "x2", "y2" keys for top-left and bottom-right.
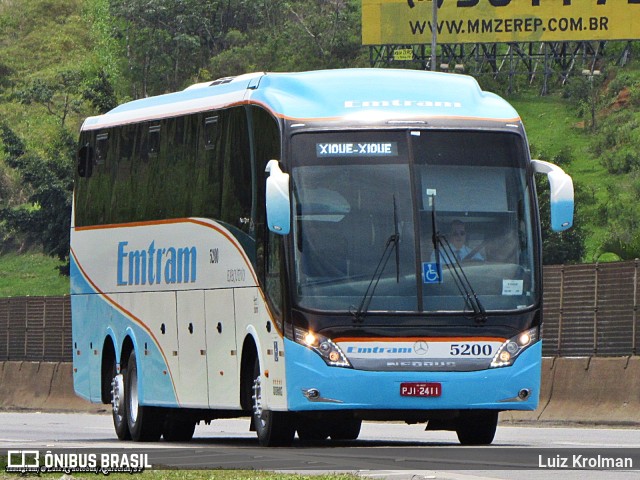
[{"x1": 291, "y1": 130, "x2": 536, "y2": 314}]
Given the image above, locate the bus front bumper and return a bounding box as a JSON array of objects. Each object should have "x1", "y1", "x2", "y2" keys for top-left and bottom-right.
[{"x1": 284, "y1": 338, "x2": 541, "y2": 412}]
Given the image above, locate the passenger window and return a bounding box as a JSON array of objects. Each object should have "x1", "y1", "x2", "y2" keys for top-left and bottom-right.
[
  {"x1": 96, "y1": 133, "x2": 109, "y2": 165},
  {"x1": 204, "y1": 116, "x2": 218, "y2": 150},
  {"x1": 77, "y1": 144, "x2": 94, "y2": 178},
  {"x1": 148, "y1": 125, "x2": 161, "y2": 157}
]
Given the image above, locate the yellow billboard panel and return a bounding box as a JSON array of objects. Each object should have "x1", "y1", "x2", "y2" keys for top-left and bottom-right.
[{"x1": 362, "y1": 0, "x2": 640, "y2": 45}]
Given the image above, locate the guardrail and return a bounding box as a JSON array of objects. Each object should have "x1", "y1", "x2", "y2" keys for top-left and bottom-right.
[
  {"x1": 0, "y1": 260, "x2": 638, "y2": 362},
  {"x1": 542, "y1": 260, "x2": 639, "y2": 357},
  {"x1": 0, "y1": 296, "x2": 71, "y2": 362}
]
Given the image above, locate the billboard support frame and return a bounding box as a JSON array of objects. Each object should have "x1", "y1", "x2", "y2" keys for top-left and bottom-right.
[{"x1": 369, "y1": 41, "x2": 635, "y2": 95}]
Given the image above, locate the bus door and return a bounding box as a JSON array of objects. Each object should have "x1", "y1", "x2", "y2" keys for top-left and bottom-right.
[
  {"x1": 176, "y1": 290, "x2": 209, "y2": 406},
  {"x1": 205, "y1": 289, "x2": 240, "y2": 408}
]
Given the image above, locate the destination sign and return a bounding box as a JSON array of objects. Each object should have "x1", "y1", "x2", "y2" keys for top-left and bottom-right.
[{"x1": 316, "y1": 142, "x2": 398, "y2": 157}]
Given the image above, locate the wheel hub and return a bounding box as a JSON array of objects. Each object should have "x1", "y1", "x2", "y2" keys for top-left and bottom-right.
[
  {"x1": 252, "y1": 375, "x2": 263, "y2": 418},
  {"x1": 111, "y1": 373, "x2": 125, "y2": 416}
]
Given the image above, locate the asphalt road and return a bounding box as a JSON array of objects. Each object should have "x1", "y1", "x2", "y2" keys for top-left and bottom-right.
[{"x1": 1, "y1": 412, "x2": 639, "y2": 479}]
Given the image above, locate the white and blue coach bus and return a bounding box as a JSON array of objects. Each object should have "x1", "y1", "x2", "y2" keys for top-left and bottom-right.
[{"x1": 71, "y1": 69, "x2": 573, "y2": 446}]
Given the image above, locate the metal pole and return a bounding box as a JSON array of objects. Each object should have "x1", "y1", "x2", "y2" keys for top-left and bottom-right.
[{"x1": 431, "y1": 0, "x2": 437, "y2": 71}]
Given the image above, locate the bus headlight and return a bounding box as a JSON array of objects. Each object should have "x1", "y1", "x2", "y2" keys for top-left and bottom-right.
[
  {"x1": 294, "y1": 327, "x2": 352, "y2": 368},
  {"x1": 490, "y1": 327, "x2": 539, "y2": 368}
]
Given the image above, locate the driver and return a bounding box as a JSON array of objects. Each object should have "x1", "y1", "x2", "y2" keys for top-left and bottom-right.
[{"x1": 434, "y1": 220, "x2": 484, "y2": 264}]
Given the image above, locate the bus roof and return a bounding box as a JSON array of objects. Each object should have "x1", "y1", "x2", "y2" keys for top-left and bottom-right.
[{"x1": 81, "y1": 69, "x2": 520, "y2": 131}]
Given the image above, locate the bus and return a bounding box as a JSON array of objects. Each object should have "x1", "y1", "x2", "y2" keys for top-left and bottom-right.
[{"x1": 71, "y1": 68, "x2": 573, "y2": 446}]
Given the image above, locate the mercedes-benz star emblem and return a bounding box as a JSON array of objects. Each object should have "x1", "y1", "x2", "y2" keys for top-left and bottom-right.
[{"x1": 413, "y1": 341, "x2": 429, "y2": 355}]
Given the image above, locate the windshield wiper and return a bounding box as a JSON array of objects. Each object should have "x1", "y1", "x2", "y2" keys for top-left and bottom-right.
[
  {"x1": 428, "y1": 190, "x2": 441, "y2": 265},
  {"x1": 428, "y1": 190, "x2": 486, "y2": 323},
  {"x1": 438, "y1": 234, "x2": 487, "y2": 323},
  {"x1": 352, "y1": 196, "x2": 400, "y2": 323}
]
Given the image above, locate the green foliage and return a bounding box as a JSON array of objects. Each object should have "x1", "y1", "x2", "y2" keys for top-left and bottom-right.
[
  {"x1": 0, "y1": 124, "x2": 25, "y2": 160},
  {"x1": 15, "y1": 70, "x2": 85, "y2": 129},
  {"x1": 82, "y1": 69, "x2": 118, "y2": 113},
  {"x1": 562, "y1": 71, "x2": 608, "y2": 130},
  {"x1": 592, "y1": 92, "x2": 640, "y2": 175},
  {"x1": 107, "y1": 0, "x2": 366, "y2": 96},
  {"x1": 596, "y1": 173, "x2": 640, "y2": 261},
  {"x1": 1, "y1": 128, "x2": 73, "y2": 268}
]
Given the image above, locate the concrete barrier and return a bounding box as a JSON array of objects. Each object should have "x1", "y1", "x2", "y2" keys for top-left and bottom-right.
[
  {"x1": 504, "y1": 356, "x2": 640, "y2": 425},
  {"x1": 0, "y1": 361, "x2": 104, "y2": 413},
  {"x1": 2, "y1": 359, "x2": 640, "y2": 425}
]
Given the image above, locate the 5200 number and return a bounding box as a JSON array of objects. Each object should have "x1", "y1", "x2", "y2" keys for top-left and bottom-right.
[{"x1": 449, "y1": 343, "x2": 493, "y2": 356}]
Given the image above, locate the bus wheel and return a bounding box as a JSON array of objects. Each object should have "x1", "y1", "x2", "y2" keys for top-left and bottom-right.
[
  {"x1": 163, "y1": 413, "x2": 196, "y2": 442},
  {"x1": 126, "y1": 351, "x2": 162, "y2": 442},
  {"x1": 251, "y1": 358, "x2": 295, "y2": 446},
  {"x1": 455, "y1": 410, "x2": 498, "y2": 445},
  {"x1": 110, "y1": 360, "x2": 131, "y2": 440},
  {"x1": 329, "y1": 418, "x2": 362, "y2": 441}
]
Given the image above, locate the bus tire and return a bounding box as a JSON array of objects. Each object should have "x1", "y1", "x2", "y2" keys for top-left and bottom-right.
[
  {"x1": 252, "y1": 358, "x2": 295, "y2": 447},
  {"x1": 126, "y1": 351, "x2": 162, "y2": 442},
  {"x1": 329, "y1": 418, "x2": 361, "y2": 441},
  {"x1": 455, "y1": 410, "x2": 498, "y2": 446},
  {"x1": 110, "y1": 360, "x2": 131, "y2": 440},
  {"x1": 163, "y1": 413, "x2": 196, "y2": 442}
]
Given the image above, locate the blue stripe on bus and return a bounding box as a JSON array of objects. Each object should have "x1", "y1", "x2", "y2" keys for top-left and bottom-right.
[{"x1": 71, "y1": 255, "x2": 179, "y2": 406}]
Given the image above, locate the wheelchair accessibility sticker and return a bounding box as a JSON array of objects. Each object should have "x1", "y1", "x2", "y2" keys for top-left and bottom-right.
[{"x1": 422, "y1": 262, "x2": 442, "y2": 284}]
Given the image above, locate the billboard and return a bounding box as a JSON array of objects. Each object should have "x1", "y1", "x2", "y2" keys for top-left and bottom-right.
[{"x1": 362, "y1": 0, "x2": 640, "y2": 45}]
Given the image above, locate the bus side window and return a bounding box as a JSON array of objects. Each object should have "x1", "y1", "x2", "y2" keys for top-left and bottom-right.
[
  {"x1": 204, "y1": 116, "x2": 218, "y2": 150},
  {"x1": 77, "y1": 144, "x2": 94, "y2": 178},
  {"x1": 220, "y1": 109, "x2": 252, "y2": 234},
  {"x1": 96, "y1": 133, "x2": 109, "y2": 165},
  {"x1": 147, "y1": 125, "x2": 161, "y2": 157},
  {"x1": 266, "y1": 232, "x2": 283, "y2": 315}
]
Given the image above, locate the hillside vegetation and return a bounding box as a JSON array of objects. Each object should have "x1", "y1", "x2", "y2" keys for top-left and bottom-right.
[{"x1": 0, "y1": 0, "x2": 639, "y2": 296}]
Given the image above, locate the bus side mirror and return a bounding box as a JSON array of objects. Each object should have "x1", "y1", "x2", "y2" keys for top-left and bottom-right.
[
  {"x1": 532, "y1": 159, "x2": 574, "y2": 232},
  {"x1": 265, "y1": 160, "x2": 291, "y2": 235}
]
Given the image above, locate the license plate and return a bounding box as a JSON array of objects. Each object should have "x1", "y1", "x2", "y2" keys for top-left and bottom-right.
[{"x1": 400, "y1": 382, "x2": 442, "y2": 397}]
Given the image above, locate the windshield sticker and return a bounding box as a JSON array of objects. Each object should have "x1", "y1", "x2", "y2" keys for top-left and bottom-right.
[
  {"x1": 502, "y1": 279, "x2": 524, "y2": 296},
  {"x1": 422, "y1": 262, "x2": 442, "y2": 284},
  {"x1": 316, "y1": 142, "x2": 398, "y2": 157}
]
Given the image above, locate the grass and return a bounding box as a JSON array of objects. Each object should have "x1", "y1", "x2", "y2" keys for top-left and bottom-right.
[
  {"x1": 510, "y1": 92, "x2": 615, "y2": 261},
  {"x1": 0, "y1": 458, "x2": 362, "y2": 480},
  {"x1": 511, "y1": 93, "x2": 591, "y2": 160},
  {"x1": 0, "y1": 252, "x2": 69, "y2": 297}
]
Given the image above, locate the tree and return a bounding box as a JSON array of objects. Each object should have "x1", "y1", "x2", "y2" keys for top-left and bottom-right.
[
  {"x1": 109, "y1": 0, "x2": 235, "y2": 96},
  {"x1": 564, "y1": 71, "x2": 607, "y2": 131},
  {"x1": 15, "y1": 70, "x2": 84, "y2": 129},
  {"x1": 0, "y1": 126, "x2": 73, "y2": 271},
  {"x1": 83, "y1": 69, "x2": 118, "y2": 113}
]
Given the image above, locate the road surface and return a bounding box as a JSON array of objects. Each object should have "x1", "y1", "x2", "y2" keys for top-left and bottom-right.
[{"x1": 1, "y1": 412, "x2": 639, "y2": 479}]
